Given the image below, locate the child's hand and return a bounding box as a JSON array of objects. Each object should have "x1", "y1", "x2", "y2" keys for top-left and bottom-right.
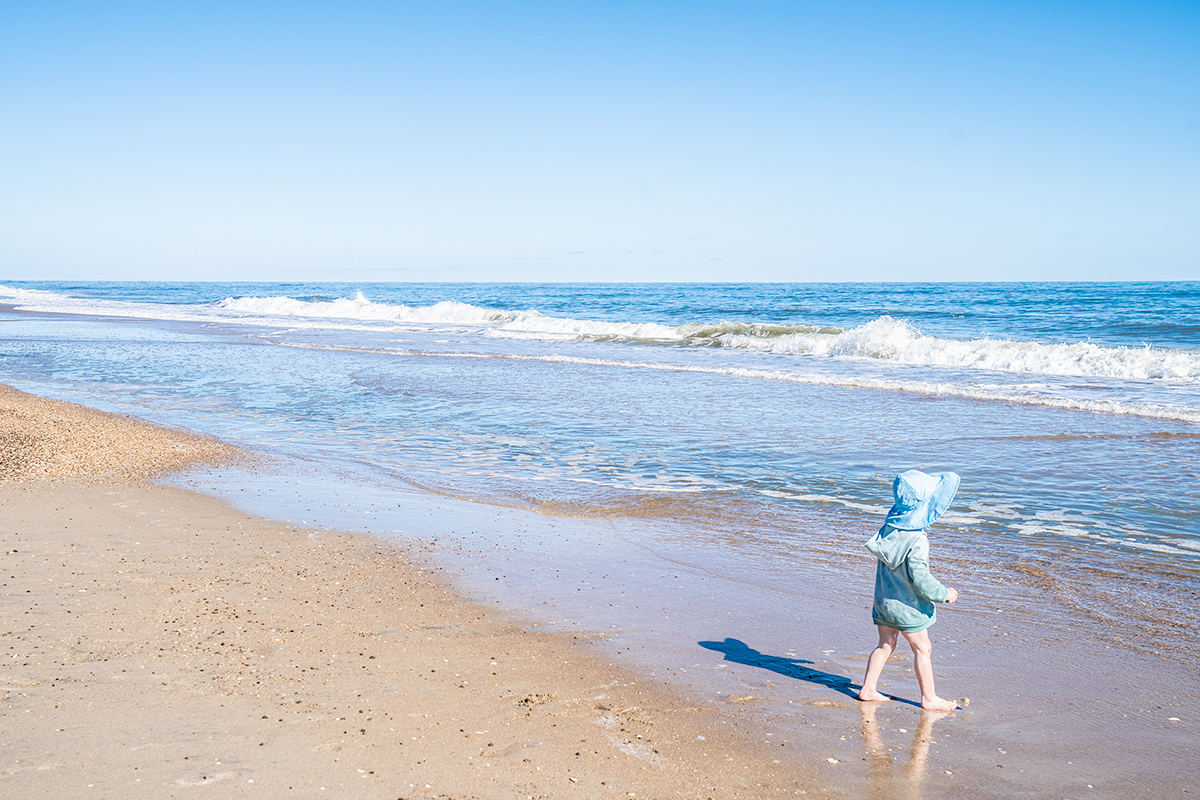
[{"x1": 945, "y1": 587, "x2": 959, "y2": 604}]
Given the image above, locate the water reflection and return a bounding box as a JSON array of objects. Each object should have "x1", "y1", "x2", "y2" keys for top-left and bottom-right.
[{"x1": 860, "y1": 703, "x2": 953, "y2": 800}]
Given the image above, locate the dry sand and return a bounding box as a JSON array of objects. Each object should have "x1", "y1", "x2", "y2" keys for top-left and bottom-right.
[
  {"x1": 0, "y1": 386, "x2": 825, "y2": 799},
  {"x1": 0, "y1": 384, "x2": 237, "y2": 483}
]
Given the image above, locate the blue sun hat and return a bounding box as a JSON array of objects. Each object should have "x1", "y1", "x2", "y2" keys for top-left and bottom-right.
[{"x1": 884, "y1": 470, "x2": 960, "y2": 531}]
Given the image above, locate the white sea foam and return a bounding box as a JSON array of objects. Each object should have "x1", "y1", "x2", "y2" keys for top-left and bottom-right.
[
  {"x1": 0, "y1": 285, "x2": 213, "y2": 323},
  {"x1": 478, "y1": 307, "x2": 1200, "y2": 384},
  {"x1": 512, "y1": 353, "x2": 1200, "y2": 423},
  {"x1": 267, "y1": 341, "x2": 1200, "y2": 424},
  {"x1": 1012, "y1": 520, "x2": 1190, "y2": 556},
  {"x1": 488, "y1": 312, "x2": 683, "y2": 342},
  {"x1": 3, "y1": 285, "x2": 1197, "y2": 385},
  {"x1": 218, "y1": 292, "x2": 513, "y2": 325},
  {"x1": 699, "y1": 315, "x2": 1200, "y2": 382},
  {"x1": 759, "y1": 490, "x2": 888, "y2": 515},
  {"x1": 217, "y1": 296, "x2": 1200, "y2": 384}
]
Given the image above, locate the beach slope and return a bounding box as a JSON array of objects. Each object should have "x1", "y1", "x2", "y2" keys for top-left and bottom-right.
[{"x1": 0, "y1": 386, "x2": 819, "y2": 798}]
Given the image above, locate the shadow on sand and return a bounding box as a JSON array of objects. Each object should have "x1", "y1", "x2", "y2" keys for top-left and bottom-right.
[
  {"x1": 698, "y1": 636, "x2": 918, "y2": 707},
  {"x1": 700, "y1": 637, "x2": 953, "y2": 798}
]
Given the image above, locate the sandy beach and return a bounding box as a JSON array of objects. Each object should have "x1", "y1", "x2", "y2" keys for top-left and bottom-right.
[
  {"x1": 0, "y1": 386, "x2": 823, "y2": 798},
  {"x1": 4, "y1": 382, "x2": 1198, "y2": 800}
]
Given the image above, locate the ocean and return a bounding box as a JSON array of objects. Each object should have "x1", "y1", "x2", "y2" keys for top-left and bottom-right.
[{"x1": 2, "y1": 280, "x2": 1198, "y2": 794}]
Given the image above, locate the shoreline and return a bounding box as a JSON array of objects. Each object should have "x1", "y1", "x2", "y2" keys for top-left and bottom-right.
[
  {"x1": 0, "y1": 383, "x2": 239, "y2": 483},
  {"x1": 4, "y1": 384, "x2": 1198, "y2": 798},
  {"x1": 0, "y1": 386, "x2": 824, "y2": 797}
]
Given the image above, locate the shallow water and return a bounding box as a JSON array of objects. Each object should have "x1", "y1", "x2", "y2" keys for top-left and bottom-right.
[
  {"x1": 168, "y1": 458, "x2": 1200, "y2": 798},
  {"x1": 3, "y1": 282, "x2": 1197, "y2": 653},
  {"x1": 2, "y1": 281, "x2": 1198, "y2": 795}
]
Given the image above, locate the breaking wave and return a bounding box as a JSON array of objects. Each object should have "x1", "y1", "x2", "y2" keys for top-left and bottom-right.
[
  {"x1": 4, "y1": 285, "x2": 1197, "y2": 384},
  {"x1": 492, "y1": 312, "x2": 1200, "y2": 383},
  {"x1": 698, "y1": 315, "x2": 1200, "y2": 382},
  {"x1": 218, "y1": 292, "x2": 510, "y2": 325}
]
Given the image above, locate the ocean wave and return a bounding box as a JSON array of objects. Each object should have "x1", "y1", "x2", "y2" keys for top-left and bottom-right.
[
  {"x1": 692, "y1": 315, "x2": 1200, "y2": 382},
  {"x1": 0, "y1": 284, "x2": 214, "y2": 323},
  {"x1": 221, "y1": 293, "x2": 685, "y2": 340},
  {"x1": 218, "y1": 292, "x2": 510, "y2": 325},
  {"x1": 4, "y1": 285, "x2": 1197, "y2": 384},
  {"x1": 482, "y1": 309, "x2": 1200, "y2": 384},
  {"x1": 489, "y1": 312, "x2": 683, "y2": 342}
]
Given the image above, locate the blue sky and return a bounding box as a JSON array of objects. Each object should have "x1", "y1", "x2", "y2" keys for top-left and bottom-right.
[{"x1": 1, "y1": 1, "x2": 1197, "y2": 282}]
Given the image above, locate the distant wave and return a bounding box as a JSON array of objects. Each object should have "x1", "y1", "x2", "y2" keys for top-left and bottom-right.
[
  {"x1": 0, "y1": 284, "x2": 215, "y2": 323},
  {"x1": 4, "y1": 285, "x2": 1198, "y2": 384},
  {"x1": 489, "y1": 312, "x2": 682, "y2": 342},
  {"x1": 218, "y1": 292, "x2": 511, "y2": 325},
  {"x1": 699, "y1": 315, "x2": 1200, "y2": 382},
  {"x1": 493, "y1": 312, "x2": 1200, "y2": 383},
  {"x1": 221, "y1": 292, "x2": 685, "y2": 340}
]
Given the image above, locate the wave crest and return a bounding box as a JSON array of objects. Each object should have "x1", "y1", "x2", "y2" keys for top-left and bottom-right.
[
  {"x1": 218, "y1": 291, "x2": 510, "y2": 325},
  {"x1": 4, "y1": 285, "x2": 1196, "y2": 384},
  {"x1": 489, "y1": 311, "x2": 682, "y2": 342},
  {"x1": 692, "y1": 315, "x2": 1199, "y2": 382}
]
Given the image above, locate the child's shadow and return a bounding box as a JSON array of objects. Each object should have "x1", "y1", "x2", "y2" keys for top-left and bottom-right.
[{"x1": 698, "y1": 637, "x2": 868, "y2": 701}]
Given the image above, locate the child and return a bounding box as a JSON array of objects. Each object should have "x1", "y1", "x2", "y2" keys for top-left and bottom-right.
[{"x1": 858, "y1": 469, "x2": 960, "y2": 711}]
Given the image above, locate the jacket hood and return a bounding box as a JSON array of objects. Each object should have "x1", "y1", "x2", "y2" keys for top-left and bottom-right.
[
  {"x1": 865, "y1": 525, "x2": 924, "y2": 569},
  {"x1": 883, "y1": 470, "x2": 960, "y2": 531}
]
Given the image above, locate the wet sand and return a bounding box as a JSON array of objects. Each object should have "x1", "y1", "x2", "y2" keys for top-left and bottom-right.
[
  {"x1": 0, "y1": 386, "x2": 823, "y2": 798},
  {"x1": 4, "y1": 384, "x2": 1199, "y2": 799}
]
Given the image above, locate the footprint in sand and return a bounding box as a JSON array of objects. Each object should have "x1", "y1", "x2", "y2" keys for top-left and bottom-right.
[
  {"x1": 5, "y1": 677, "x2": 42, "y2": 688},
  {"x1": 173, "y1": 771, "x2": 238, "y2": 787}
]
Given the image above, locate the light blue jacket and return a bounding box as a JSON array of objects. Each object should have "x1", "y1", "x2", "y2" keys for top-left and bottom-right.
[{"x1": 866, "y1": 524, "x2": 949, "y2": 632}]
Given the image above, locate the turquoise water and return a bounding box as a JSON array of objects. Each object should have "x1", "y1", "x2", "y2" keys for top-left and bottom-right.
[{"x1": 1, "y1": 281, "x2": 1198, "y2": 659}]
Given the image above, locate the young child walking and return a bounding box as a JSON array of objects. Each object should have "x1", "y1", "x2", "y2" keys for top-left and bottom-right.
[{"x1": 858, "y1": 469, "x2": 960, "y2": 711}]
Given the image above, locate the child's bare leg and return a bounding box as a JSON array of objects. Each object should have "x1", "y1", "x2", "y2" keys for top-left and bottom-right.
[
  {"x1": 900, "y1": 629, "x2": 957, "y2": 711},
  {"x1": 859, "y1": 625, "x2": 899, "y2": 701}
]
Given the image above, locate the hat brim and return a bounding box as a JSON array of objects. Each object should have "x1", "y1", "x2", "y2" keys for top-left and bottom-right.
[{"x1": 884, "y1": 472, "x2": 960, "y2": 530}]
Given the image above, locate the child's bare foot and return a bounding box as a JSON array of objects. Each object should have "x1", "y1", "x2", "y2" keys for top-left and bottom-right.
[
  {"x1": 858, "y1": 689, "x2": 891, "y2": 702},
  {"x1": 920, "y1": 696, "x2": 958, "y2": 711}
]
